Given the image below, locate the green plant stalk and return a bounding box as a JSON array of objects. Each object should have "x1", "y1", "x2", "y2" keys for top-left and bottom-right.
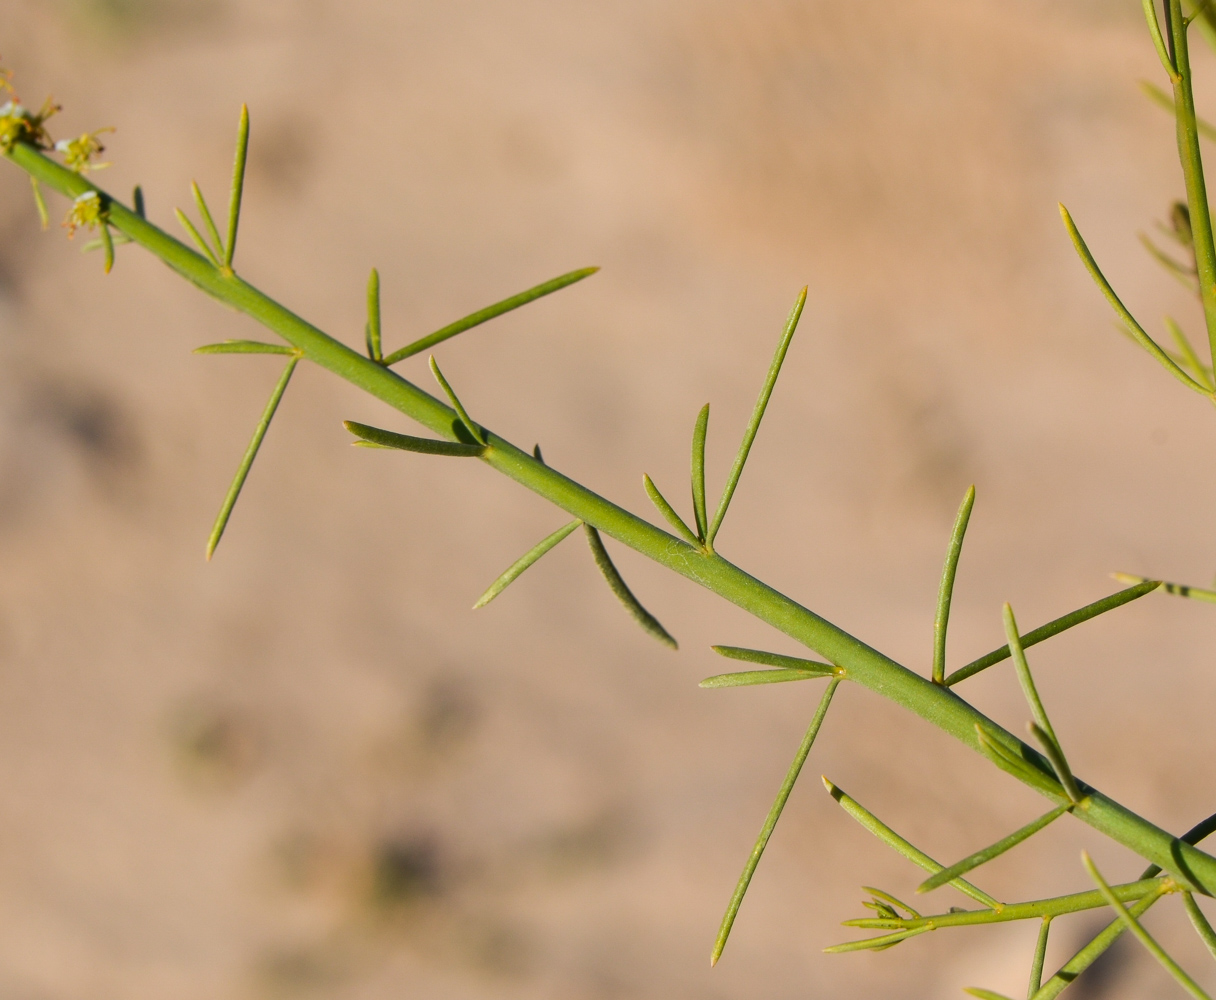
[
  {"x1": 8, "y1": 139, "x2": 1216, "y2": 895},
  {"x1": 1033, "y1": 884, "x2": 1171, "y2": 1000},
  {"x1": 1028, "y1": 917, "x2": 1051, "y2": 999},
  {"x1": 1167, "y1": 0, "x2": 1216, "y2": 362}
]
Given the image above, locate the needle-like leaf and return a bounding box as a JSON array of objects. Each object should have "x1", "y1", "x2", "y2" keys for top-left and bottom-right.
[
  {"x1": 642, "y1": 474, "x2": 700, "y2": 546},
  {"x1": 381, "y1": 267, "x2": 599, "y2": 366},
  {"x1": 918, "y1": 804, "x2": 1071, "y2": 894},
  {"x1": 366, "y1": 267, "x2": 382, "y2": 362},
  {"x1": 584, "y1": 524, "x2": 677, "y2": 649},
  {"x1": 711, "y1": 645, "x2": 837, "y2": 672},
  {"x1": 30, "y1": 175, "x2": 47, "y2": 229},
  {"x1": 207, "y1": 353, "x2": 300, "y2": 560},
  {"x1": 1166, "y1": 317, "x2": 1215, "y2": 388},
  {"x1": 823, "y1": 777, "x2": 1002, "y2": 910},
  {"x1": 191, "y1": 180, "x2": 224, "y2": 261},
  {"x1": 933, "y1": 484, "x2": 975, "y2": 684},
  {"x1": 429, "y1": 355, "x2": 487, "y2": 446},
  {"x1": 194, "y1": 340, "x2": 297, "y2": 355},
  {"x1": 225, "y1": 103, "x2": 249, "y2": 269},
  {"x1": 343, "y1": 420, "x2": 485, "y2": 456},
  {"x1": 1060, "y1": 203, "x2": 1212, "y2": 395},
  {"x1": 947, "y1": 580, "x2": 1160, "y2": 685},
  {"x1": 1028, "y1": 722, "x2": 1082, "y2": 806},
  {"x1": 711, "y1": 678, "x2": 839, "y2": 966},
  {"x1": 691, "y1": 403, "x2": 709, "y2": 541},
  {"x1": 1029, "y1": 917, "x2": 1052, "y2": 998},
  {"x1": 1083, "y1": 851, "x2": 1212, "y2": 1000},
  {"x1": 1115, "y1": 571, "x2": 1216, "y2": 604},
  {"x1": 133, "y1": 184, "x2": 145, "y2": 219},
  {"x1": 100, "y1": 220, "x2": 114, "y2": 274},
  {"x1": 705, "y1": 286, "x2": 806, "y2": 549},
  {"x1": 1139, "y1": 233, "x2": 1199, "y2": 291},
  {"x1": 175, "y1": 207, "x2": 221, "y2": 266},
  {"x1": 699, "y1": 667, "x2": 835, "y2": 688},
  {"x1": 1004, "y1": 604, "x2": 1082, "y2": 803},
  {"x1": 473, "y1": 519, "x2": 582, "y2": 608},
  {"x1": 823, "y1": 925, "x2": 933, "y2": 954},
  {"x1": 963, "y1": 990, "x2": 1015, "y2": 1000},
  {"x1": 976, "y1": 724, "x2": 1066, "y2": 798},
  {"x1": 1183, "y1": 892, "x2": 1216, "y2": 962}
]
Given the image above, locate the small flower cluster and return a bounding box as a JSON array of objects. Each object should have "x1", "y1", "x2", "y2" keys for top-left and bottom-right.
[
  {"x1": 0, "y1": 92, "x2": 59, "y2": 152},
  {"x1": 55, "y1": 128, "x2": 113, "y2": 173},
  {"x1": 63, "y1": 190, "x2": 104, "y2": 238}
]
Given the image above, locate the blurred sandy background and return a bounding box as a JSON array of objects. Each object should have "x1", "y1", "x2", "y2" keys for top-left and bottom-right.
[{"x1": 1, "y1": 1, "x2": 1215, "y2": 997}]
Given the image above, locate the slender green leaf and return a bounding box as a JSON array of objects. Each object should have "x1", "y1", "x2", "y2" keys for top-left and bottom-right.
[
  {"x1": 429, "y1": 355, "x2": 486, "y2": 446},
  {"x1": 706, "y1": 286, "x2": 806, "y2": 548},
  {"x1": 823, "y1": 925, "x2": 933, "y2": 954},
  {"x1": 963, "y1": 990, "x2": 1015, "y2": 1000},
  {"x1": 175, "y1": 207, "x2": 221, "y2": 266},
  {"x1": 30, "y1": 175, "x2": 47, "y2": 229},
  {"x1": 1029, "y1": 722, "x2": 1082, "y2": 806},
  {"x1": 699, "y1": 667, "x2": 834, "y2": 688},
  {"x1": 933, "y1": 484, "x2": 975, "y2": 684},
  {"x1": 711, "y1": 678, "x2": 839, "y2": 966},
  {"x1": 194, "y1": 340, "x2": 297, "y2": 355},
  {"x1": 1059, "y1": 203, "x2": 1211, "y2": 395},
  {"x1": 1166, "y1": 317, "x2": 1215, "y2": 388},
  {"x1": 1184, "y1": 892, "x2": 1216, "y2": 962},
  {"x1": 1083, "y1": 851, "x2": 1212, "y2": 1000},
  {"x1": 343, "y1": 420, "x2": 485, "y2": 456},
  {"x1": 207, "y1": 354, "x2": 300, "y2": 560},
  {"x1": 83, "y1": 231, "x2": 133, "y2": 252},
  {"x1": 1141, "y1": 79, "x2": 1216, "y2": 141},
  {"x1": 133, "y1": 184, "x2": 145, "y2": 219},
  {"x1": 1144, "y1": 0, "x2": 1180, "y2": 75},
  {"x1": 473, "y1": 519, "x2": 581, "y2": 608},
  {"x1": 381, "y1": 267, "x2": 599, "y2": 366},
  {"x1": 918, "y1": 804, "x2": 1071, "y2": 894},
  {"x1": 947, "y1": 580, "x2": 1160, "y2": 685},
  {"x1": 691, "y1": 403, "x2": 709, "y2": 540},
  {"x1": 1029, "y1": 917, "x2": 1052, "y2": 999},
  {"x1": 976, "y1": 724, "x2": 1066, "y2": 798},
  {"x1": 1115, "y1": 570, "x2": 1216, "y2": 604},
  {"x1": 191, "y1": 180, "x2": 224, "y2": 260},
  {"x1": 584, "y1": 524, "x2": 677, "y2": 649},
  {"x1": 366, "y1": 267, "x2": 382, "y2": 362},
  {"x1": 643, "y1": 473, "x2": 700, "y2": 546},
  {"x1": 225, "y1": 103, "x2": 249, "y2": 269},
  {"x1": 1143, "y1": 809, "x2": 1216, "y2": 878},
  {"x1": 712, "y1": 645, "x2": 836, "y2": 672},
  {"x1": 862, "y1": 886, "x2": 921, "y2": 919},
  {"x1": 1004, "y1": 604, "x2": 1081, "y2": 802},
  {"x1": 823, "y1": 777, "x2": 1002, "y2": 910},
  {"x1": 1032, "y1": 884, "x2": 1170, "y2": 1000},
  {"x1": 100, "y1": 220, "x2": 114, "y2": 274}
]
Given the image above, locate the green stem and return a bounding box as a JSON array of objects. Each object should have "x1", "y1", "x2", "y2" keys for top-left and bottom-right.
[{"x1": 7, "y1": 140, "x2": 1216, "y2": 895}]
